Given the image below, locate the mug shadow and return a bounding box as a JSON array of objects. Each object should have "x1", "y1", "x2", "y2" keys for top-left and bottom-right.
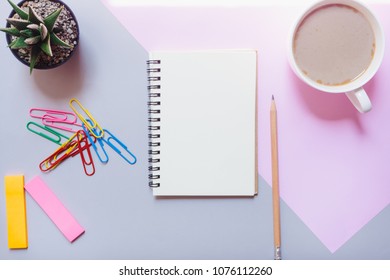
[
  {"x1": 288, "y1": 67, "x2": 377, "y2": 133},
  {"x1": 32, "y1": 43, "x2": 85, "y2": 100}
]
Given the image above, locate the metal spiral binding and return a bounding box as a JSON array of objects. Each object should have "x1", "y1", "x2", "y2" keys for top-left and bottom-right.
[{"x1": 147, "y1": 59, "x2": 161, "y2": 188}]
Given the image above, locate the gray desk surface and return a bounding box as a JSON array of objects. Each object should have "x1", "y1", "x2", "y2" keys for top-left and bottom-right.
[{"x1": 0, "y1": 0, "x2": 389, "y2": 260}]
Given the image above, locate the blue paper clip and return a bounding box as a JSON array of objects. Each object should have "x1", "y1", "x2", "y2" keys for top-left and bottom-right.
[
  {"x1": 102, "y1": 129, "x2": 136, "y2": 165},
  {"x1": 82, "y1": 122, "x2": 109, "y2": 164},
  {"x1": 27, "y1": 121, "x2": 69, "y2": 145}
]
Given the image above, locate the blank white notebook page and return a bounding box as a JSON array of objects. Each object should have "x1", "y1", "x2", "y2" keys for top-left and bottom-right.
[{"x1": 149, "y1": 50, "x2": 257, "y2": 196}]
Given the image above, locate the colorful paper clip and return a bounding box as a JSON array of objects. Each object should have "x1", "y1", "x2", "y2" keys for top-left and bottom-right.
[
  {"x1": 102, "y1": 129, "x2": 137, "y2": 165},
  {"x1": 68, "y1": 131, "x2": 96, "y2": 158},
  {"x1": 69, "y1": 98, "x2": 104, "y2": 139},
  {"x1": 40, "y1": 130, "x2": 97, "y2": 172},
  {"x1": 76, "y1": 130, "x2": 95, "y2": 176},
  {"x1": 30, "y1": 108, "x2": 77, "y2": 123},
  {"x1": 27, "y1": 121, "x2": 69, "y2": 145},
  {"x1": 30, "y1": 107, "x2": 81, "y2": 133},
  {"x1": 82, "y1": 122, "x2": 109, "y2": 164},
  {"x1": 42, "y1": 116, "x2": 82, "y2": 133},
  {"x1": 39, "y1": 133, "x2": 79, "y2": 172},
  {"x1": 32, "y1": 100, "x2": 137, "y2": 176}
]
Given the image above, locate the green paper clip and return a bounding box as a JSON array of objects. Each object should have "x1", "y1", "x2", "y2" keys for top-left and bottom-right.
[{"x1": 27, "y1": 122, "x2": 69, "y2": 145}]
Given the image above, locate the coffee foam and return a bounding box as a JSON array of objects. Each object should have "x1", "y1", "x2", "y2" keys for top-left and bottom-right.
[{"x1": 293, "y1": 4, "x2": 375, "y2": 86}]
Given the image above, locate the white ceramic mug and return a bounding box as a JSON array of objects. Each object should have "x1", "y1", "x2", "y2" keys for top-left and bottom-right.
[{"x1": 288, "y1": 0, "x2": 385, "y2": 113}]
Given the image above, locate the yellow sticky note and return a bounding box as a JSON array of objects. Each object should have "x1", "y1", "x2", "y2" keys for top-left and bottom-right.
[{"x1": 5, "y1": 175, "x2": 28, "y2": 249}]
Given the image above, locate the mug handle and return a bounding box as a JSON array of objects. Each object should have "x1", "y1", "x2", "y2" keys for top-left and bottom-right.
[{"x1": 345, "y1": 88, "x2": 372, "y2": 113}]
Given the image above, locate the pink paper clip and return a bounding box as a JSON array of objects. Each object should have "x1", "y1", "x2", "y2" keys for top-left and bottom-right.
[
  {"x1": 30, "y1": 108, "x2": 78, "y2": 123},
  {"x1": 42, "y1": 116, "x2": 82, "y2": 133}
]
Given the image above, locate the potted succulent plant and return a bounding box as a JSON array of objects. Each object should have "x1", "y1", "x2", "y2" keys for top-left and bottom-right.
[{"x1": 0, "y1": 0, "x2": 79, "y2": 73}]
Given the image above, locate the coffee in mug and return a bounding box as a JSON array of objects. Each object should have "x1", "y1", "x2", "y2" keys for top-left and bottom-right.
[
  {"x1": 294, "y1": 4, "x2": 375, "y2": 86},
  {"x1": 288, "y1": 0, "x2": 385, "y2": 113}
]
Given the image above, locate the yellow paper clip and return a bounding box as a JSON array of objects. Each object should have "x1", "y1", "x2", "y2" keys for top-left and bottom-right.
[
  {"x1": 69, "y1": 98, "x2": 104, "y2": 139},
  {"x1": 5, "y1": 175, "x2": 28, "y2": 249}
]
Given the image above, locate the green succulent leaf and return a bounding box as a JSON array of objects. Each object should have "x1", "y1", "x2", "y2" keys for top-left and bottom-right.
[
  {"x1": 24, "y1": 35, "x2": 41, "y2": 45},
  {"x1": 8, "y1": 38, "x2": 17, "y2": 48},
  {"x1": 7, "y1": 0, "x2": 28, "y2": 20},
  {"x1": 27, "y1": 24, "x2": 40, "y2": 31},
  {"x1": 20, "y1": 29, "x2": 35, "y2": 37},
  {"x1": 30, "y1": 46, "x2": 40, "y2": 74},
  {"x1": 40, "y1": 32, "x2": 52, "y2": 56},
  {"x1": 43, "y1": 7, "x2": 63, "y2": 32},
  {"x1": 9, "y1": 37, "x2": 28, "y2": 49},
  {"x1": 0, "y1": 27, "x2": 21, "y2": 37},
  {"x1": 6, "y1": 18, "x2": 30, "y2": 31},
  {"x1": 39, "y1": 23, "x2": 48, "y2": 41},
  {"x1": 50, "y1": 32, "x2": 71, "y2": 48},
  {"x1": 28, "y1": 6, "x2": 44, "y2": 25}
]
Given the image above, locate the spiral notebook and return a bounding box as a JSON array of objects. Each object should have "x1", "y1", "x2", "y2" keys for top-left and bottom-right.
[{"x1": 147, "y1": 50, "x2": 257, "y2": 196}]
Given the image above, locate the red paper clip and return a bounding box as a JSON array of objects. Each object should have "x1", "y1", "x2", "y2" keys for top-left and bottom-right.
[
  {"x1": 39, "y1": 130, "x2": 96, "y2": 174},
  {"x1": 39, "y1": 136, "x2": 78, "y2": 172},
  {"x1": 76, "y1": 130, "x2": 95, "y2": 176},
  {"x1": 69, "y1": 131, "x2": 96, "y2": 158}
]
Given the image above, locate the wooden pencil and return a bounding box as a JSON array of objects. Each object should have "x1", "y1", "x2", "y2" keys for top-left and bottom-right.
[{"x1": 270, "y1": 95, "x2": 281, "y2": 260}]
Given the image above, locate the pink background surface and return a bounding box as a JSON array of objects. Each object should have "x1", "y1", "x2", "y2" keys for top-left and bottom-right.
[{"x1": 101, "y1": 1, "x2": 390, "y2": 252}]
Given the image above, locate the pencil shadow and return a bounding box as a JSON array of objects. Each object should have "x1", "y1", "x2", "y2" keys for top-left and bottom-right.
[
  {"x1": 32, "y1": 43, "x2": 85, "y2": 100},
  {"x1": 287, "y1": 67, "x2": 379, "y2": 133}
]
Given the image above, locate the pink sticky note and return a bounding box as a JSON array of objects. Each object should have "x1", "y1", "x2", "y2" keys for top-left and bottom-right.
[
  {"x1": 101, "y1": 1, "x2": 390, "y2": 253},
  {"x1": 24, "y1": 176, "x2": 85, "y2": 242}
]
